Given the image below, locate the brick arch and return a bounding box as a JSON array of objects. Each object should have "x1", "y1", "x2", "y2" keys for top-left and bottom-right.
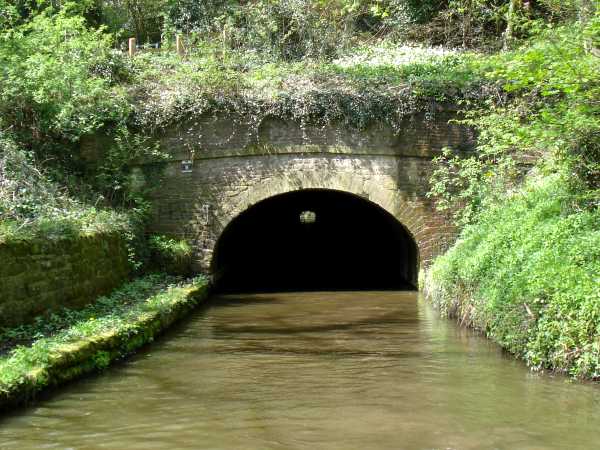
[{"x1": 203, "y1": 171, "x2": 431, "y2": 276}]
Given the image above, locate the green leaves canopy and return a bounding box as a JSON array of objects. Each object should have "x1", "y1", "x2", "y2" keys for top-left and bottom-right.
[{"x1": 0, "y1": 10, "x2": 128, "y2": 144}]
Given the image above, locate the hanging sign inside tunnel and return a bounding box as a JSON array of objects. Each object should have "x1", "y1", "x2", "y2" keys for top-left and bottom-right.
[{"x1": 299, "y1": 210, "x2": 316, "y2": 224}]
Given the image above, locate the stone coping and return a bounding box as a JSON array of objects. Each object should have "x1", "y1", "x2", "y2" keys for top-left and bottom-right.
[{"x1": 0, "y1": 282, "x2": 211, "y2": 413}]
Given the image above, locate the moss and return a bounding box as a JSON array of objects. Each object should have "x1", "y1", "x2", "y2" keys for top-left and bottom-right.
[
  {"x1": 0, "y1": 233, "x2": 130, "y2": 329},
  {"x1": 0, "y1": 275, "x2": 210, "y2": 411}
]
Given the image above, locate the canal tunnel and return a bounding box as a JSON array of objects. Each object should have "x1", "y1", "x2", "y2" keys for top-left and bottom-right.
[{"x1": 212, "y1": 189, "x2": 418, "y2": 292}]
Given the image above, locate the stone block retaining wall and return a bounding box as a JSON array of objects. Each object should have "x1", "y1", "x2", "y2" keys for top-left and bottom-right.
[{"x1": 0, "y1": 233, "x2": 129, "y2": 328}]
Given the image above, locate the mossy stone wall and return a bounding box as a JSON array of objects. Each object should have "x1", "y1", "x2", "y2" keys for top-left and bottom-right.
[{"x1": 0, "y1": 233, "x2": 129, "y2": 328}]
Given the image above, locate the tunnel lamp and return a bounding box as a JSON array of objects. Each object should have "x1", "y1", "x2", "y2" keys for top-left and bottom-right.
[{"x1": 299, "y1": 210, "x2": 316, "y2": 224}]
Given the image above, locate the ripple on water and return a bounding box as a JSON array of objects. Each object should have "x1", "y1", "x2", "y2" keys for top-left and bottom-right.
[{"x1": 1, "y1": 291, "x2": 600, "y2": 450}]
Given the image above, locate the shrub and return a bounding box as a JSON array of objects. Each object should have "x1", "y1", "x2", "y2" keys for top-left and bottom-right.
[
  {"x1": 148, "y1": 234, "x2": 193, "y2": 276},
  {"x1": 428, "y1": 21, "x2": 600, "y2": 226},
  {"x1": 426, "y1": 174, "x2": 600, "y2": 378},
  {"x1": 0, "y1": 133, "x2": 132, "y2": 243},
  {"x1": 0, "y1": 9, "x2": 129, "y2": 150}
]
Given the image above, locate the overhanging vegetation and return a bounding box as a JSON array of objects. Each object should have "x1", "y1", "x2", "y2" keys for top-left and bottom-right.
[{"x1": 0, "y1": 0, "x2": 598, "y2": 379}]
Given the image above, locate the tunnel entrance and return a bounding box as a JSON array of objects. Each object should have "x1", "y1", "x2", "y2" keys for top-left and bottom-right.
[{"x1": 213, "y1": 189, "x2": 418, "y2": 292}]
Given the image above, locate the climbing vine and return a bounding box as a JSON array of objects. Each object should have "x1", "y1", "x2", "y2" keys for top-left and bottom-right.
[{"x1": 128, "y1": 46, "x2": 499, "y2": 148}]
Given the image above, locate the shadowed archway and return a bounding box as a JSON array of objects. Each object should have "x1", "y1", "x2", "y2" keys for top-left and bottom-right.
[{"x1": 212, "y1": 189, "x2": 418, "y2": 292}]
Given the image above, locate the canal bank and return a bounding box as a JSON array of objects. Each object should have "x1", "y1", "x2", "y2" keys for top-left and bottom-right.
[
  {"x1": 0, "y1": 275, "x2": 210, "y2": 412},
  {"x1": 2, "y1": 291, "x2": 600, "y2": 450},
  {"x1": 424, "y1": 175, "x2": 600, "y2": 380}
]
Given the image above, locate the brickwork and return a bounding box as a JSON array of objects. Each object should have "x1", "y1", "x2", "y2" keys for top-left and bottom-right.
[
  {"x1": 0, "y1": 233, "x2": 130, "y2": 328},
  {"x1": 143, "y1": 108, "x2": 473, "y2": 278}
]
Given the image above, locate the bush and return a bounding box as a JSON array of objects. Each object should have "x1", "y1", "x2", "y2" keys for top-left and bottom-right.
[
  {"x1": 428, "y1": 21, "x2": 600, "y2": 226},
  {"x1": 426, "y1": 175, "x2": 600, "y2": 378},
  {"x1": 0, "y1": 133, "x2": 132, "y2": 243},
  {"x1": 0, "y1": 9, "x2": 129, "y2": 149},
  {"x1": 148, "y1": 234, "x2": 193, "y2": 276},
  {"x1": 222, "y1": 0, "x2": 353, "y2": 60},
  {"x1": 163, "y1": 0, "x2": 452, "y2": 59}
]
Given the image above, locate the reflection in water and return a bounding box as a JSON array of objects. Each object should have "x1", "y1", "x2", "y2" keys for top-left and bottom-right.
[{"x1": 1, "y1": 292, "x2": 600, "y2": 450}]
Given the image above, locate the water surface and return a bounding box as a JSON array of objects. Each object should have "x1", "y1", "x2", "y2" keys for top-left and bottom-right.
[{"x1": 1, "y1": 291, "x2": 599, "y2": 449}]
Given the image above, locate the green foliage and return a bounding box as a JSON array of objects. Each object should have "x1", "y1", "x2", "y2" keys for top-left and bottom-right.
[
  {"x1": 164, "y1": 0, "x2": 234, "y2": 35},
  {"x1": 163, "y1": 0, "x2": 449, "y2": 58},
  {"x1": 0, "y1": 274, "x2": 209, "y2": 394},
  {"x1": 0, "y1": 133, "x2": 132, "y2": 243},
  {"x1": 92, "y1": 127, "x2": 170, "y2": 271},
  {"x1": 536, "y1": 0, "x2": 582, "y2": 20},
  {"x1": 0, "y1": 132, "x2": 149, "y2": 270},
  {"x1": 229, "y1": 0, "x2": 349, "y2": 60},
  {"x1": 0, "y1": 1, "x2": 19, "y2": 30},
  {"x1": 0, "y1": 10, "x2": 129, "y2": 147},
  {"x1": 0, "y1": 0, "x2": 595, "y2": 387},
  {"x1": 0, "y1": 0, "x2": 588, "y2": 249},
  {"x1": 428, "y1": 146, "x2": 520, "y2": 226},
  {"x1": 393, "y1": 0, "x2": 448, "y2": 24},
  {"x1": 426, "y1": 175, "x2": 600, "y2": 378},
  {"x1": 426, "y1": 11, "x2": 600, "y2": 379},
  {"x1": 92, "y1": 350, "x2": 111, "y2": 369},
  {"x1": 99, "y1": 0, "x2": 168, "y2": 42},
  {"x1": 148, "y1": 234, "x2": 193, "y2": 276},
  {"x1": 428, "y1": 21, "x2": 600, "y2": 225},
  {"x1": 128, "y1": 43, "x2": 492, "y2": 134},
  {"x1": 0, "y1": 9, "x2": 163, "y2": 253},
  {"x1": 96, "y1": 126, "x2": 168, "y2": 208},
  {"x1": 1, "y1": 274, "x2": 177, "y2": 350}
]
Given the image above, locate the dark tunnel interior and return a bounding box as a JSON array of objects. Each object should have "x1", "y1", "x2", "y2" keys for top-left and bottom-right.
[{"x1": 213, "y1": 189, "x2": 419, "y2": 292}]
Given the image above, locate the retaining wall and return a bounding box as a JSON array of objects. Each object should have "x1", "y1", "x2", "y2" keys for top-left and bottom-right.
[{"x1": 0, "y1": 233, "x2": 129, "y2": 328}]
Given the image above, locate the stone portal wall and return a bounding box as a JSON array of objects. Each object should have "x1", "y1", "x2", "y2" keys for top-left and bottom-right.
[
  {"x1": 133, "y1": 106, "x2": 474, "y2": 278},
  {"x1": 0, "y1": 233, "x2": 129, "y2": 328}
]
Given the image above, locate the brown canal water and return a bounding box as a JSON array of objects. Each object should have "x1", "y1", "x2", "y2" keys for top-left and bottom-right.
[{"x1": 1, "y1": 291, "x2": 600, "y2": 450}]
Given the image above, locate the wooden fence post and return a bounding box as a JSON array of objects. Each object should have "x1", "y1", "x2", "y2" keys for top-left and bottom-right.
[
  {"x1": 176, "y1": 35, "x2": 185, "y2": 56},
  {"x1": 128, "y1": 38, "x2": 136, "y2": 57}
]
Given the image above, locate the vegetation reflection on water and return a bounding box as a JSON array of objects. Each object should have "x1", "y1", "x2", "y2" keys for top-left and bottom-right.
[{"x1": 1, "y1": 291, "x2": 600, "y2": 450}]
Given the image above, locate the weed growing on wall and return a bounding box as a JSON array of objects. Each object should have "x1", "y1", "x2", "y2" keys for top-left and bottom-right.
[
  {"x1": 148, "y1": 235, "x2": 193, "y2": 276},
  {"x1": 128, "y1": 43, "x2": 497, "y2": 141}
]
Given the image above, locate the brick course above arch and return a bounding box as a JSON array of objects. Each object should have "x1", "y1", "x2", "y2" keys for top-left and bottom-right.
[{"x1": 138, "y1": 110, "x2": 470, "y2": 285}]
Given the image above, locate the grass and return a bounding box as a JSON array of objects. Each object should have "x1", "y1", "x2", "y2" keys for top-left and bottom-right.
[
  {"x1": 0, "y1": 135, "x2": 134, "y2": 244},
  {"x1": 425, "y1": 174, "x2": 600, "y2": 379},
  {"x1": 0, "y1": 208, "x2": 132, "y2": 244},
  {"x1": 0, "y1": 273, "x2": 210, "y2": 409}
]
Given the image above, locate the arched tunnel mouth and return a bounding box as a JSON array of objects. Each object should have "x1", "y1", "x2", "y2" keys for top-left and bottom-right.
[{"x1": 212, "y1": 189, "x2": 419, "y2": 293}]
